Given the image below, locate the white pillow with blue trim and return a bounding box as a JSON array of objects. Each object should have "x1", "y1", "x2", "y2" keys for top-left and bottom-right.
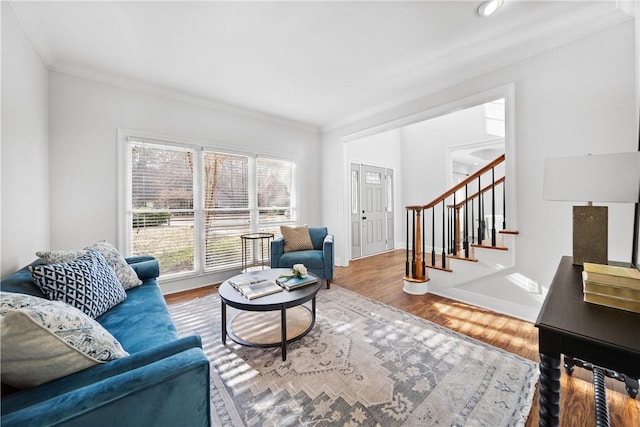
[{"x1": 0, "y1": 292, "x2": 128, "y2": 388}]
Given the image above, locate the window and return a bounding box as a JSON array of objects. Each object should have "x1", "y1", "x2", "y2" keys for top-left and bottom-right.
[
  {"x1": 484, "y1": 98, "x2": 505, "y2": 137},
  {"x1": 122, "y1": 134, "x2": 296, "y2": 278},
  {"x1": 203, "y1": 152, "x2": 250, "y2": 271},
  {"x1": 129, "y1": 142, "x2": 196, "y2": 276},
  {"x1": 257, "y1": 157, "x2": 296, "y2": 235}
]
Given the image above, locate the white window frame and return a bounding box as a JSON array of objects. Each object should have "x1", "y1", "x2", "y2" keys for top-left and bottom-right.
[{"x1": 117, "y1": 129, "x2": 297, "y2": 281}]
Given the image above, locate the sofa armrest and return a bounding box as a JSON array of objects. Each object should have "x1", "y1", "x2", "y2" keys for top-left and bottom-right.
[
  {"x1": 126, "y1": 257, "x2": 160, "y2": 281},
  {"x1": 2, "y1": 336, "x2": 203, "y2": 414},
  {"x1": 322, "y1": 234, "x2": 334, "y2": 280},
  {"x1": 271, "y1": 237, "x2": 285, "y2": 267},
  {"x1": 1, "y1": 346, "x2": 210, "y2": 427}
]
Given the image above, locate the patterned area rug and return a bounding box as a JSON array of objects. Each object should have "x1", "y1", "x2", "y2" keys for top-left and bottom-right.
[{"x1": 168, "y1": 286, "x2": 538, "y2": 426}]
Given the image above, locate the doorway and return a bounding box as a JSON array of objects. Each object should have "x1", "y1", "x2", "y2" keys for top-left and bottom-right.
[
  {"x1": 350, "y1": 163, "x2": 395, "y2": 259},
  {"x1": 341, "y1": 85, "x2": 515, "y2": 267}
]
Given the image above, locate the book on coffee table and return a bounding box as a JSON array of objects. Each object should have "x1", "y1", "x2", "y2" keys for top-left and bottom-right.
[
  {"x1": 228, "y1": 275, "x2": 267, "y2": 291},
  {"x1": 276, "y1": 276, "x2": 318, "y2": 291},
  {"x1": 235, "y1": 280, "x2": 283, "y2": 300}
]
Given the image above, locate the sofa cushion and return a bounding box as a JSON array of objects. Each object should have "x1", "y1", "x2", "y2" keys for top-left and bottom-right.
[
  {"x1": 38, "y1": 242, "x2": 142, "y2": 290},
  {"x1": 0, "y1": 292, "x2": 128, "y2": 388},
  {"x1": 279, "y1": 250, "x2": 325, "y2": 270},
  {"x1": 280, "y1": 226, "x2": 313, "y2": 252},
  {"x1": 97, "y1": 280, "x2": 178, "y2": 353},
  {"x1": 29, "y1": 251, "x2": 127, "y2": 318}
]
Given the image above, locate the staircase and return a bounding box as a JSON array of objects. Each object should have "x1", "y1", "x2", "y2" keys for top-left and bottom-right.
[{"x1": 403, "y1": 154, "x2": 544, "y2": 322}]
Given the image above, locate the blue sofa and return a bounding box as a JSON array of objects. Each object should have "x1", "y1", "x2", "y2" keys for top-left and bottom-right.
[
  {"x1": 271, "y1": 227, "x2": 334, "y2": 289},
  {"x1": 0, "y1": 256, "x2": 211, "y2": 427}
]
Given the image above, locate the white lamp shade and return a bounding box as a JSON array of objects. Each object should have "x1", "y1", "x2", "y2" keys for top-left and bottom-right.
[{"x1": 543, "y1": 152, "x2": 640, "y2": 203}]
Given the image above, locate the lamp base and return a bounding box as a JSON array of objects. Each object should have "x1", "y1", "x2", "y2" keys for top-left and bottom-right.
[{"x1": 573, "y1": 205, "x2": 607, "y2": 266}]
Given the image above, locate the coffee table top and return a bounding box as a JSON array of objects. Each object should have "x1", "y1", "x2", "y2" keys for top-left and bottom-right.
[{"x1": 219, "y1": 268, "x2": 322, "y2": 311}]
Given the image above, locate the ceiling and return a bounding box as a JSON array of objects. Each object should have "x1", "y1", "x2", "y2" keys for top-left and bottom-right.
[{"x1": 9, "y1": 1, "x2": 633, "y2": 130}]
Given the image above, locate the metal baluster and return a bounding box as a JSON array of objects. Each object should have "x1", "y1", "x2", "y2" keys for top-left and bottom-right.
[
  {"x1": 452, "y1": 193, "x2": 457, "y2": 256},
  {"x1": 477, "y1": 177, "x2": 482, "y2": 244},
  {"x1": 491, "y1": 168, "x2": 496, "y2": 247},
  {"x1": 503, "y1": 180, "x2": 507, "y2": 230},
  {"x1": 464, "y1": 184, "x2": 469, "y2": 258},
  {"x1": 471, "y1": 197, "x2": 475, "y2": 244},
  {"x1": 431, "y1": 207, "x2": 436, "y2": 266},
  {"x1": 441, "y1": 201, "x2": 446, "y2": 269}
]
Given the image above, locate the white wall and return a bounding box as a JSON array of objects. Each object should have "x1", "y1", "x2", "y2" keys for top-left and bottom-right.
[
  {"x1": 47, "y1": 72, "x2": 320, "y2": 293},
  {"x1": 1, "y1": 3, "x2": 50, "y2": 278},
  {"x1": 346, "y1": 129, "x2": 403, "y2": 249},
  {"x1": 322, "y1": 21, "x2": 637, "y2": 291}
]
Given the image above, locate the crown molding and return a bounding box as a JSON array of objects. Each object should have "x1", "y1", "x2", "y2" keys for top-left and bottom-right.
[
  {"x1": 322, "y1": 2, "x2": 633, "y2": 133},
  {"x1": 9, "y1": 1, "x2": 318, "y2": 134},
  {"x1": 49, "y1": 64, "x2": 320, "y2": 134},
  {"x1": 8, "y1": 0, "x2": 55, "y2": 66}
]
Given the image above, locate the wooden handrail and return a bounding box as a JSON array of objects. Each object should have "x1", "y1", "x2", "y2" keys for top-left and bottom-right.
[
  {"x1": 404, "y1": 154, "x2": 505, "y2": 211},
  {"x1": 403, "y1": 153, "x2": 507, "y2": 278},
  {"x1": 451, "y1": 176, "x2": 505, "y2": 209}
]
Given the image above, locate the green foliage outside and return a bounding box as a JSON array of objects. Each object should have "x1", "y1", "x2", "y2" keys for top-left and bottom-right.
[
  {"x1": 158, "y1": 246, "x2": 194, "y2": 275},
  {"x1": 133, "y1": 211, "x2": 171, "y2": 227}
]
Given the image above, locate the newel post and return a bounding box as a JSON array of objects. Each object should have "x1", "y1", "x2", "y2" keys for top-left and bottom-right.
[{"x1": 403, "y1": 206, "x2": 429, "y2": 295}]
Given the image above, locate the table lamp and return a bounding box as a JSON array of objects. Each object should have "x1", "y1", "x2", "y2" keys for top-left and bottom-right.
[{"x1": 543, "y1": 152, "x2": 640, "y2": 265}]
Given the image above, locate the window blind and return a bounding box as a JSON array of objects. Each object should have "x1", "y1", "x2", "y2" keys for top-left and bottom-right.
[
  {"x1": 203, "y1": 151, "x2": 250, "y2": 270},
  {"x1": 257, "y1": 157, "x2": 296, "y2": 228},
  {"x1": 130, "y1": 141, "x2": 195, "y2": 275}
]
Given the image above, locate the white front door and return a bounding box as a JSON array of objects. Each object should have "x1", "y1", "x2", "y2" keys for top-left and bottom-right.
[{"x1": 361, "y1": 165, "x2": 387, "y2": 257}]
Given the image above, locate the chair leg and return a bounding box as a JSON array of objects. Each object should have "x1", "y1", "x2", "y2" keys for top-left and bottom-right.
[{"x1": 326, "y1": 279, "x2": 331, "y2": 289}]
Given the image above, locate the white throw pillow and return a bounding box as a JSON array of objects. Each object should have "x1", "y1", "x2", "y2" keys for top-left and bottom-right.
[
  {"x1": 0, "y1": 292, "x2": 128, "y2": 388},
  {"x1": 37, "y1": 241, "x2": 142, "y2": 290}
]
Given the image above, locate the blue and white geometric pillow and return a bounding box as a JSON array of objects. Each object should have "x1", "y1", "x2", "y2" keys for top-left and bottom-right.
[{"x1": 29, "y1": 251, "x2": 127, "y2": 318}]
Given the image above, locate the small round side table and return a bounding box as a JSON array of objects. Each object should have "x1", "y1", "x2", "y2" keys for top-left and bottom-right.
[{"x1": 240, "y1": 232, "x2": 274, "y2": 272}]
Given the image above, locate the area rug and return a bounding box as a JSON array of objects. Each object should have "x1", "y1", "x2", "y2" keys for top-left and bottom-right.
[{"x1": 168, "y1": 286, "x2": 538, "y2": 426}]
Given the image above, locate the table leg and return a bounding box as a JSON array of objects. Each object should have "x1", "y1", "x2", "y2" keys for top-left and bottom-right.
[
  {"x1": 281, "y1": 307, "x2": 287, "y2": 361},
  {"x1": 539, "y1": 353, "x2": 561, "y2": 427},
  {"x1": 221, "y1": 301, "x2": 227, "y2": 345},
  {"x1": 593, "y1": 367, "x2": 610, "y2": 427}
]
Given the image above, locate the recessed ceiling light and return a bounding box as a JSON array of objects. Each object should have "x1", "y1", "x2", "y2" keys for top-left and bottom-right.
[{"x1": 476, "y1": 0, "x2": 504, "y2": 17}]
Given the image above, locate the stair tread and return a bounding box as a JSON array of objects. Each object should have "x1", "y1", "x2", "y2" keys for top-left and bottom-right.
[
  {"x1": 499, "y1": 230, "x2": 519, "y2": 235},
  {"x1": 471, "y1": 243, "x2": 509, "y2": 251},
  {"x1": 447, "y1": 254, "x2": 479, "y2": 262}
]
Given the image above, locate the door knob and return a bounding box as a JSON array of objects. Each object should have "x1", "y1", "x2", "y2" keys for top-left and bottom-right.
[{"x1": 362, "y1": 216, "x2": 367, "y2": 220}]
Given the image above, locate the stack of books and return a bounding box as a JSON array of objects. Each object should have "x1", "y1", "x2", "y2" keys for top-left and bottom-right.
[
  {"x1": 228, "y1": 275, "x2": 283, "y2": 300},
  {"x1": 582, "y1": 263, "x2": 640, "y2": 313}
]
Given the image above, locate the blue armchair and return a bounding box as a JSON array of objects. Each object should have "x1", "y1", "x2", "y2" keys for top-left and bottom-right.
[{"x1": 271, "y1": 227, "x2": 334, "y2": 289}]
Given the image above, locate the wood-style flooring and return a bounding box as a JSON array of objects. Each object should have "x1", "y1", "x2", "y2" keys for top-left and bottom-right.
[{"x1": 165, "y1": 249, "x2": 639, "y2": 426}]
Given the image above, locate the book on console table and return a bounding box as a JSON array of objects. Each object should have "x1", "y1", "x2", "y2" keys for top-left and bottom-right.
[
  {"x1": 582, "y1": 263, "x2": 640, "y2": 289},
  {"x1": 582, "y1": 277, "x2": 640, "y2": 301},
  {"x1": 276, "y1": 275, "x2": 318, "y2": 291},
  {"x1": 583, "y1": 292, "x2": 640, "y2": 314}
]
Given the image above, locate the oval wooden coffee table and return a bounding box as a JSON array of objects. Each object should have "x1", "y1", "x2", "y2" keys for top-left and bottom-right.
[{"x1": 219, "y1": 268, "x2": 321, "y2": 361}]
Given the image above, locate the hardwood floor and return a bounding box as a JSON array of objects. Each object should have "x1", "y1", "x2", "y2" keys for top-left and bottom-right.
[{"x1": 165, "y1": 249, "x2": 639, "y2": 426}]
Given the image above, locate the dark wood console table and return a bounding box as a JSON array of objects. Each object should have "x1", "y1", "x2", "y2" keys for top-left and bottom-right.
[{"x1": 535, "y1": 256, "x2": 640, "y2": 427}]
